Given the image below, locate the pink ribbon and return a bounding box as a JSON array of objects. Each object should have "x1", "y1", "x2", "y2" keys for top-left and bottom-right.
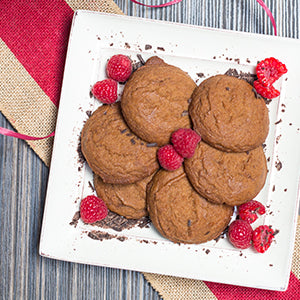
[
  {"x1": 129, "y1": 0, "x2": 182, "y2": 7},
  {"x1": 130, "y1": 0, "x2": 277, "y2": 35},
  {"x1": 0, "y1": 127, "x2": 55, "y2": 140}
]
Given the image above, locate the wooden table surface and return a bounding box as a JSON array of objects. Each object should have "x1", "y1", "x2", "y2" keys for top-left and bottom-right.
[{"x1": 1, "y1": 1, "x2": 299, "y2": 299}]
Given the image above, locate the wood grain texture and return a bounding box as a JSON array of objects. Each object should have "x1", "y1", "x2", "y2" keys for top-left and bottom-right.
[{"x1": 0, "y1": 0, "x2": 299, "y2": 299}]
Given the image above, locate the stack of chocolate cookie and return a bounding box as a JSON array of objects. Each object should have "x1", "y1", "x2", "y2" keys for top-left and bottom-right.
[{"x1": 81, "y1": 57, "x2": 269, "y2": 245}]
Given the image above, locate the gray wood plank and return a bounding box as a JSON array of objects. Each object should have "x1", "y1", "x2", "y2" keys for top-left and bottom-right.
[{"x1": 0, "y1": 1, "x2": 299, "y2": 299}]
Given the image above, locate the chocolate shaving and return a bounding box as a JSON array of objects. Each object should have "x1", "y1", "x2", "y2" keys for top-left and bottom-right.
[
  {"x1": 86, "y1": 110, "x2": 92, "y2": 117},
  {"x1": 93, "y1": 211, "x2": 150, "y2": 232},
  {"x1": 275, "y1": 119, "x2": 282, "y2": 125},
  {"x1": 146, "y1": 143, "x2": 158, "y2": 147},
  {"x1": 224, "y1": 68, "x2": 257, "y2": 85},
  {"x1": 145, "y1": 44, "x2": 152, "y2": 50},
  {"x1": 88, "y1": 181, "x2": 95, "y2": 192},
  {"x1": 124, "y1": 42, "x2": 130, "y2": 49},
  {"x1": 214, "y1": 226, "x2": 229, "y2": 242},
  {"x1": 157, "y1": 46, "x2": 165, "y2": 51},
  {"x1": 69, "y1": 211, "x2": 80, "y2": 227},
  {"x1": 130, "y1": 138, "x2": 136, "y2": 145},
  {"x1": 120, "y1": 129, "x2": 127, "y2": 134},
  {"x1": 137, "y1": 54, "x2": 145, "y2": 65}
]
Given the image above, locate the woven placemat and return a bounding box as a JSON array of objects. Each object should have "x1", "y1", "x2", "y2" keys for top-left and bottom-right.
[{"x1": 1, "y1": 1, "x2": 299, "y2": 299}]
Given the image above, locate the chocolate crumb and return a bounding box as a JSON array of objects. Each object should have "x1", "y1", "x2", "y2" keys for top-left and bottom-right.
[
  {"x1": 275, "y1": 160, "x2": 282, "y2": 171},
  {"x1": 157, "y1": 47, "x2": 165, "y2": 51},
  {"x1": 110, "y1": 43, "x2": 113, "y2": 46},
  {"x1": 264, "y1": 98, "x2": 272, "y2": 105},
  {"x1": 246, "y1": 150, "x2": 250, "y2": 155},
  {"x1": 273, "y1": 229, "x2": 280, "y2": 236},
  {"x1": 89, "y1": 90, "x2": 93, "y2": 98},
  {"x1": 188, "y1": 220, "x2": 191, "y2": 227},
  {"x1": 267, "y1": 157, "x2": 270, "y2": 162},
  {"x1": 213, "y1": 56, "x2": 216, "y2": 59},
  {"x1": 204, "y1": 231, "x2": 210, "y2": 235},
  {"x1": 289, "y1": 123, "x2": 292, "y2": 126},
  {"x1": 88, "y1": 181, "x2": 95, "y2": 192},
  {"x1": 269, "y1": 264, "x2": 273, "y2": 267},
  {"x1": 234, "y1": 58, "x2": 240, "y2": 64},
  {"x1": 145, "y1": 44, "x2": 152, "y2": 50},
  {"x1": 196, "y1": 72, "x2": 205, "y2": 78},
  {"x1": 284, "y1": 188, "x2": 287, "y2": 192},
  {"x1": 272, "y1": 185, "x2": 275, "y2": 192},
  {"x1": 226, "y1": 87, "x2": 230, "y2": 91},
  {"x1": 276, "y1": 134, "x2": 282, "y2": 144},
  {"x1": 137, "y1": 54, "x2": 145, "y2": 65},
  {"x1": 124, "y1": 42, "x2": 130, "y2": 49},
  {"x1": 181, "y1": 110, "x2": 189, "y2": 117},
  {"x1": 205, "y1": 249, "x2": 210, "y2": 254},
  {"x1": 126, "y1": 133, "x2": 133, "y2": 137},
  {"x1": 86, "y1": 110, "x2": 92, "y2": 117},
  {"x1": 146, "y1": 143, "x2": 158, "y2": 147},
  {"x1": 130, "y1": 138, "x2": 136, "y2": 145},
  {"x1": 246, "y1": 58, "x2": 251, "y2": 63},
  {"x1": 240, "y1": 252, "x2": 243, "y2": 256},
  {"x1": 275, "y1": 119, "x2": 282, "y2": 125},
  {"x1": 262, "y1": 143, "x2": 266, "y2": 149}
]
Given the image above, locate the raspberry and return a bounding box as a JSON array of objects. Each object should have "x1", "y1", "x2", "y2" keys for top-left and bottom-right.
[
  {"x1": 80, "y1": 195, "x2": 108, "y2": 224},
  {"x1": 253, "y1": 80, "x2": 280, "y2": 99},
  {"x1": 228, "y1": 220, "x2": 253, "y2": 249},
  {"x1": 91, "y1": 79, "x2": 118, "y2": 104},
  {"x1": 157, "y1": 144, "x2": 184, "y2": 171},
  {"x1": 256, "y1": 57, "x2": 287, "y2": 87},
  {"x1": 252, "y1": 225, "x2": 275, "y2": 253},
  {"x1": 238, "y1": 200, "x2": 266, "y2": 224},
  {"x1": 171, "y1": 128, "x2": 201, "y2": 158},
  {"x1": 106, "y1": 54, "x2": 132, "y2": 82}
]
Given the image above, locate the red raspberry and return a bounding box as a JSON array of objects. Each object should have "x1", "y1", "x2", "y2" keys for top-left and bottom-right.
[
  {"x1": 252, "y1": 225, "x2": 275, "y2": 253},
  {"x1": 253, "y1": 80, "x2": 280, "y2": 99},
  {"x1": 238, "y1": 200, "x2": 266, "y2": 224},
  {"x1": 228, "y1": 220, "x2": 253, "y2": 249},
  {"x1": 91, "y1": 79, "x2": 118, "y2": 104},
  {"x1": 106, "y1": 54, "x2": 132, "y2": 82},
  {"x1": 171, "y1": 128, "x2": 201, "y2": 158},
  {"x1": 80, "y1": 195, "x2": 108, "y2": 224},
  {"x1": 256, "y1": 57, "x2": 287, "y2": 87},
  {"x1": 157, "y1": 144, "x2": 184, "y2": 171}
]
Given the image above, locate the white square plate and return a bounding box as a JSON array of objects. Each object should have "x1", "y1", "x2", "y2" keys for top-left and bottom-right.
[{"x1": 40, "y1": 11, "x2": 300, "y2": 291}]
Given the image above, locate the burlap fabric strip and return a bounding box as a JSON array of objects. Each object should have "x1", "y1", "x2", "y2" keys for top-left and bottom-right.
[{"x1": 1, "y1": 1, "x2": 299, "y2": 299}]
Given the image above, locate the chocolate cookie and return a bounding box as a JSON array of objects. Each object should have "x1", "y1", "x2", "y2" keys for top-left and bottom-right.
[
  {"x1": 189, "y1": 75, "x2": 269, "y2": 152},
  {"x1": 121, "y1": 56, "x2": 196, "y2": 146},
  {"x1": 94, "y1": 173, "x2": 154, "y2": 219},
  {"x1": 184, "y1": 142, "x2": 267, "y2": 206},
  {"x1": 147, "y1": 167, "x2": 233, "y2": 244},
  {"x1": 81, "y1": 103, "x2": 159, "y2": 184}
]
